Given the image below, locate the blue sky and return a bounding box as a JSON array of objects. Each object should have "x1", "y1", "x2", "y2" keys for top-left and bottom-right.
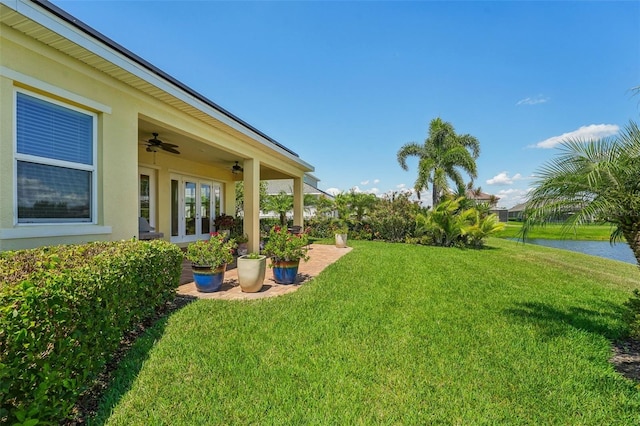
[{"x1": 52, "y1": 0, "x2": 640, "y2": 208}]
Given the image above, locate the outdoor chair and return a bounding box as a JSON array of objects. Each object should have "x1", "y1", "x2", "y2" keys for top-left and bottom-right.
[
  {"x1": 287, "y1": 225, "x2": 302, "y2": 235},
  {"x1": 139, "y1": 217, "x2": 164, "y2": 240}
]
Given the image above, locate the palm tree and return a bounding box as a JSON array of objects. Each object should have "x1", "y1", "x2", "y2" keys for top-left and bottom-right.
[
  {"x1": 521, "y1": 121, "x2": 640, "y2": 266},
  {"x1": 397, "y1": 117, "x2": 480, "y2": 207},
  {"x1": 263, "y1": 191, "x2": 293, "y2": 227}
]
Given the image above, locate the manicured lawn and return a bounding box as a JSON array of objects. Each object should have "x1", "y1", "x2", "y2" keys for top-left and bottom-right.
[
  {"x1": 93, "y1": 239, "x2": 640, "y2": 425},
  {"x1": 496, "y1": 222, "x2": 615, "y2": 241}
]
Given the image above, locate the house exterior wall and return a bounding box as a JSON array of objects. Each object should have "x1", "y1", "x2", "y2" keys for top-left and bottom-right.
[{"x1": 0, "y1": 5, "x2": 312, "y2": 251}]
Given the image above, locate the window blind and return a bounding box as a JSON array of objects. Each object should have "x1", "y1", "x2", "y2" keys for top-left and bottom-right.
[{"x1": 16, "y1": 92, "x2": 93, "y2": 165}]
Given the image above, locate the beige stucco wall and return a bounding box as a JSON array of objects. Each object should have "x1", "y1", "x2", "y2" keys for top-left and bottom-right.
[{"x1": 0, "y1": 20, "x2": 310, "y2": 251}]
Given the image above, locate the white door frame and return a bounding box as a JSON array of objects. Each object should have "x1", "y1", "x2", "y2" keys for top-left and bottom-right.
[{"x1": 170, "y1": 173, "x2": 222, "y2": 243}]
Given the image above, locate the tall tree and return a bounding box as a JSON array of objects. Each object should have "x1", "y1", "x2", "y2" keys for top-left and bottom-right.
[
  {"x1": 521, "y1": 121, "x2": 640, "y2": 266},
  {"x1": 397, "y1": 117, "x2": 480, "y2": 206}
]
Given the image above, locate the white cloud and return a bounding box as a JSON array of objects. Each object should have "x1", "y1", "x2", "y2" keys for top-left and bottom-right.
[
  {"x1": 369, "y1": 187, "x2": 380, "y2": 194},
  {"x1": 360, "y1": 180, "x2": 369, "y2": 185},
  {"x1": 325, "y1": 187, "x2": 341, "y2": 196},
  {"x1": 396, "y1": 183, "x2": 406, "y2": 189},
  {"x1": 486, "y1": 171, "x2": 523, "y2": 186},
  {"x1": 495, "y1": 188, "x2": 530, "y2": 208},
  {"x1": 517, "y1": 94, "x2": 549, "y2": 106},
  {"x1": 531, "y1": 124, "x2": 619, "y2": 149},
  {"x1": 373, "y1": 179, "x2": 380, "y2": 184}
]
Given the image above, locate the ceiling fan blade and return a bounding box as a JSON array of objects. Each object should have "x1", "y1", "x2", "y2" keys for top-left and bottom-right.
[
  {"x1": 160, "y1": 142, "x2": 179, "y2": 148},
  {"x1": 162, "y1": 146, "x2": 180, "y2": 154}
]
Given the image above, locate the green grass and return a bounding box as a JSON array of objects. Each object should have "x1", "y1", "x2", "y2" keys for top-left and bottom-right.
[
  {"x1": 92, "y1": 240, "x2": 640, "y2": 425},
  {"x1": 496, "y1": 222, "x2": 616, "y2": 241}
]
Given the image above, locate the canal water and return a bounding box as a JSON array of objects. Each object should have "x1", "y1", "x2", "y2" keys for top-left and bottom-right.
[{"x1": 522, "y1": 239, "x2": 636, "y2": 265}]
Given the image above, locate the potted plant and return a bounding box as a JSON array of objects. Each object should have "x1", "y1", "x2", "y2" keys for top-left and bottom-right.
[
  {"x1": 334, "y1": 222, "x2": 349, "y2": 248},
  {"x1": 234, "y1": 233, "x2": 249, "y2": 256},
  {"x1": 236, "y1": 252, "x2": 267, "y2": 293},
  {"x1": 185, "y1": 232, "x2": 236, "y2": 292},
  {"x1": 214, "y1": 213, "x2": 235, "y2": 239},
  {"x1": 262, "y1": 225, "x2": 310, "y2": 284}
]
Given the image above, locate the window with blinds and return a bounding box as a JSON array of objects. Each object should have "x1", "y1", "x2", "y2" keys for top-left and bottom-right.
[{"x1": 15, "y1": 91, "x2": 96, "y2": 223}]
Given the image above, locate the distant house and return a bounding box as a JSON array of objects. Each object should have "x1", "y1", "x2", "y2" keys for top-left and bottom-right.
[
  {"x1": 508, "y1": 203, "x2": 527, "y2": 221},
  {"x1": 466, "y1": 190, "x2": 500, "y2": 208},
  {"x1": 263, "y1": 175, "x2": 335, "y2": 219}
]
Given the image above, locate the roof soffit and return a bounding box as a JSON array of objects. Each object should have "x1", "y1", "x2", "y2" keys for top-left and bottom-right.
[{"x1": 0, "y1": 1, "x2": 313, "y2": 173}]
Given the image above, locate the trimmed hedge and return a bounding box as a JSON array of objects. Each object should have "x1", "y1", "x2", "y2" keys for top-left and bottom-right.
[{"x1": 0, "y1": 239, "x2": 183, "y2": 424}]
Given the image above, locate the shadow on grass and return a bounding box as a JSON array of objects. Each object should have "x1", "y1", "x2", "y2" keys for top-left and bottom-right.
[
  {"x1": 504, "y1": 300, "x2": 628, "y2": 341},
  {"x1": 71, "y1": 295, "x2": 196, "y2": 425}
]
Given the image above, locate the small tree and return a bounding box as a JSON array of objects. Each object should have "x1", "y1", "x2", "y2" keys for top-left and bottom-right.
[{"x1": 263, "y1": 191, "x2": 294, "y2": 227}]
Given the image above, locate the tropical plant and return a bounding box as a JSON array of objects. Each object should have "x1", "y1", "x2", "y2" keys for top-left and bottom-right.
[
  {"x1": 263, "y1": 191, "x2": 294, "y2": 226},
  {"x1": 397, "y1": 117, "x2": 480, "y2": 206},
  {"x1": 185, "y1": 233, "x2": 236, "y2": 267},
  {"x1": 416, "y1": 197, "x2": 469, "y2": 247},
  {"x1": 346, "y1": 190, "x2": 377, "y2": 222},
  {"x1": 314, "y1": 195, "x2": 335, "y2": 218},
  {"x1": 262, "y1": 226, "x2": 310, "y2": 263},
  {"x1": 414, "y1": 197, "x2": 502, "y2": 248},
  {"x1": 521, "y1": 121, "x2": 640, "y2": 267},
  {"x1": 462, "y1": 210, "x2": 505, "y2": 248}
]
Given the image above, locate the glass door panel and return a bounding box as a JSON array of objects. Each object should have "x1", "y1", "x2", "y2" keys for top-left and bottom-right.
[
  {"x1": 200, "y1": 183, "x2": 211, "y2": 237},
  {"x1": 185, "y1": 181, "x2": 196, "y2": 236},
  {"x1": 139, "y1": 174, "x2": 150, "y2": 221},
  {"x1": 171, "y1": 179, "x2": 179, "y2": 237}
]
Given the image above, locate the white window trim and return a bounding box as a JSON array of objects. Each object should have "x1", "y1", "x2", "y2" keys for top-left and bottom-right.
[{"x1": 13, "y1": 87, "x2": 98, "y2": 226}]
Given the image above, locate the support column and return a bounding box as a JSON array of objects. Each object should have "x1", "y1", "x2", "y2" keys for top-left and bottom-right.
[
  {"x1": 243, "y1": 159, "x2": 261, "y2": 253},
  {"x1": 224, "y1": 182, "x2": 236, "y2": 216},
  {"x1": 293, "y1": 176, "x2": 304, "y2": 227}
]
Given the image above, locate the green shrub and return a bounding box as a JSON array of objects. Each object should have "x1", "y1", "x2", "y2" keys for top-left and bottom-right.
[
  {"x1": 304, "y1": 217, "x2": 334, "y2": 239},
  {"x1": 623, "y1": 289, "x2": 640, "y2": 339},
  {"x1": 0, "y1": 239, "x2": 183, "y2": 424},
  {"x1": 368, "y1": 191, "x2": 421, "y2": 242}
]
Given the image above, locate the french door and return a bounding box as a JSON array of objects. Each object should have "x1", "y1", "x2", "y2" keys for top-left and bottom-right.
[
  {"x1": 139, "y1": 167, "x2": 157, "y2": 227},
  {"x1": 170, "y1": 174, "x2": 222, "y2": 243}
]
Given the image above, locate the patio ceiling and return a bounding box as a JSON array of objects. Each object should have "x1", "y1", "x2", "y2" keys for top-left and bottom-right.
[{"x1": 138, "y1": 118, "x2": 293, "y2": 180}]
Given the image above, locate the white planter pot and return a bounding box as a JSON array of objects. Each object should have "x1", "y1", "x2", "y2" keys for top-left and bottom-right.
[
  {"x1": 237, "y1": 255, "x2": 267, "y2": 293},
  {"x1": 335, "y1": 233, "x2": 348, "y2": 248}
]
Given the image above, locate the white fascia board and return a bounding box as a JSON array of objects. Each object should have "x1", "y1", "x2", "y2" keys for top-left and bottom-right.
[{"x1": 5, "y1": 0, "x2": 313, "y2": 172}]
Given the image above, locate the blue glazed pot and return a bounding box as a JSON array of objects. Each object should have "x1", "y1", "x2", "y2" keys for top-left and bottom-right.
[
  {"x1": 271, "y1": 259, "x2": 300, "y2": 284},
  {"x1": 192, "y1": 264, "x2": 226, "y2": 292}
]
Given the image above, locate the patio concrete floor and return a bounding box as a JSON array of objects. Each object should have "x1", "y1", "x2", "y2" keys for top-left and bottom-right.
[{"x1": 177, "y1": 244, "x2": 352, "y2": 301}]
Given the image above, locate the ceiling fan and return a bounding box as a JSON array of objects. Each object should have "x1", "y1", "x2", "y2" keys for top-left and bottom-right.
[
  {"x1": 232, "y1": 161, "x2": 243, "y2": 174},
  {"x1": 145, "y1": 132, "x2": 180, "y2": 154}
]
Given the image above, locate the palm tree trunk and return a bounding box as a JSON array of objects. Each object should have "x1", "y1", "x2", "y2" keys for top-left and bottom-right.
[
  {"x1": 621, "y1": 222, "x2": 640, "y2": 268},
  {"x1": 432, "y1": 184, "x2": 439, "y2": 208}
]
